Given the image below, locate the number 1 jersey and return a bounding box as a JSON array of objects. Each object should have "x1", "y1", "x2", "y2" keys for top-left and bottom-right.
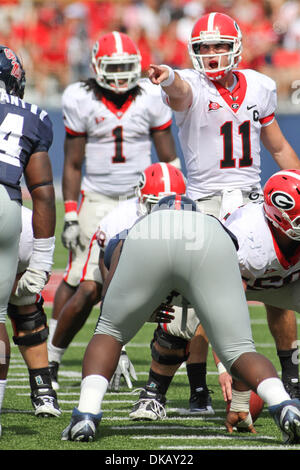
[
  {"x1": 62, "y1": 79, "x2": 173, "y2": 197},
  {"x1": 162, "y1": 68, "x2": 276, "y2": 200}
]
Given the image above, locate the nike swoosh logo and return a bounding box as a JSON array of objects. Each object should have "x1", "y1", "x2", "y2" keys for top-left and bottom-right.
[{"x1": 247, "y1": 105, "x2": 256, "y2": 110}]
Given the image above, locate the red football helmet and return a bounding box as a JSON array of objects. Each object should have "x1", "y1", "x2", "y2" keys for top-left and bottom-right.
[
  {"x1": 263, "y1": 170, "x2": 300, "y2": 241},
  {"x1": 91, "y1": 31, "x2": 141, "y2": 93},
  {"x1": 137, "y1": 162, "x2": 186, "y2": 214},
  {"x1": 188, "y1": 12, "x2": 242, "y2": 81}
]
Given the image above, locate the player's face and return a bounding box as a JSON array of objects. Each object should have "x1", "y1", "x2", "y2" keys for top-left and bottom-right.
[
  {"x1": 106, "y1": 63, "x2": 134, "y2": 89},
  {"x1": 199, "y1": 43, "x2": 231, "y2": 71}
]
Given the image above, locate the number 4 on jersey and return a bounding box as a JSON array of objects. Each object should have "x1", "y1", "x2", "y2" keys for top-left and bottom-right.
[
  {"x1": 0, "y1": 112, "x2": 23, "y2": 166},
  {"x1": 220, "y1": 120, "x2": 252, "y2": 169}
]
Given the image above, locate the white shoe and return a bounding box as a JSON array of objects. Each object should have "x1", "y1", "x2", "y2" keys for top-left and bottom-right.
[
  {"x1": 130, "y1": 388, "x2": 166, "y2": 421},
  {"x1": 31, "y1": 388, "x2": 61, "y2": 417}
]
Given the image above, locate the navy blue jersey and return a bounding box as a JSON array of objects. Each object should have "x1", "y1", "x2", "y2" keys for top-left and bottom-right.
[{"x1": 0, "y1": 91, "x2": 53, "y2": 201}]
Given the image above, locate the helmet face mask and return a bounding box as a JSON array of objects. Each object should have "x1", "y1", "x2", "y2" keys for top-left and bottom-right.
[
  {"x1": 91, "y1": 31, "x2": 141, "y2": 94},
  {"x1": 136, "y1": 162, "x2": 186, "y2": 215},
  {"x1": 188, "y1": 12, "x2": 242, "y2": 81},
  {"x1": 263, "y1": 170, "x2": 300, "y2": 241},
  {"x1": 0, "y1": 46, "x2": 25, "y2": 98}
]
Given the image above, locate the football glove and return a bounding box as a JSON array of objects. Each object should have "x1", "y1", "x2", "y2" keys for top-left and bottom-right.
[
  {"x1": 109, "y1": 349, "x2": 137, "y2": 391},
  {"x1": 14, "y1": 268, "x2": 49, "y2": 297},
  {"x1": 149, "y1": 303, "x2": 175, "y2": 323},
  {"x1": 61, "y1": 216, "x2": 80, "y2": 251}
]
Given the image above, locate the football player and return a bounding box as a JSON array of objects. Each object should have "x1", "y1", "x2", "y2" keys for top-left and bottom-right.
[
  {"x1": 48, "y1": 31, "x2": 180, "y2": 371},
  {"x1": 47, "y1": 162, "x2": 186, "y2": 390},
  {"x1": 221, "y1": 169, "x2": 300, "y2": 431},
  {"x1": 148, "y1": 11, "x2": 300, "y2": 413},
  {"x1": 0, "y1": 46, "x2": 56, "y2": 436},
  {"x1": 61, "y1": 194, "x2": 300, "y2": 444}
]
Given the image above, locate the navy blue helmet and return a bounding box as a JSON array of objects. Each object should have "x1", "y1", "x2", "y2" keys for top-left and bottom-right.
[
  {"x1": 152, "y1": 194, "x2": 198, "y2": 212},
  {"x1": 0, "y1": 46, "x2": 25, "y2": 98}
]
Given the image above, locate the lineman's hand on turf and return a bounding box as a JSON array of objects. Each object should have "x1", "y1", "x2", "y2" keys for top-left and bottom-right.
[{"x1": 225, "y1": 411, "x2": 257, "y2": 434}]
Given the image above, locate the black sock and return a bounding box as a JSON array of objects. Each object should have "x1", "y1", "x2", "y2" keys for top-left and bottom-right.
[
  {"x1": 278, "y1": 349, "x2": 299, "y2": 384},
  {"x1": 29, "y1": 367, "x2": 52, "y2": 393},
  {"x1": 186, "y1": 362, "x2": 207, "y2": 395},
  {"x1": 146, "y1": 368, "x2": 173, "y2": 396}
]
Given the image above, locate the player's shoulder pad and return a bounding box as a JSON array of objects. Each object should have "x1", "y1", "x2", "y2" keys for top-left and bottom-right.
[
  {"x1": 62, "y1": 81, "x2": 89, "y2": 105},
  {"x1": 240, "y1": 68, "x2": 276, "y2": 92}
]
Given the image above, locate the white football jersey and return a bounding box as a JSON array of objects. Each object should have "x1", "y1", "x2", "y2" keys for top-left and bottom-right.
[
  {"x1": 224, "y1": 203, "x2": 300, "y2": 290},
  {"x1": 162, "y1": 69, "x2": 276, "y2": 200},
  {"x1": 97, "y1": 197, "x2": 141, "y2": 249},
  {"x1": 62, "y1": 79, "x2": 172, "y2": 197}
]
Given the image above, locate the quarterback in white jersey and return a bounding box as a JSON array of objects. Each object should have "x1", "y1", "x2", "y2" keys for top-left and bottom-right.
[{"x1": 169, "y1": 67, "x2": 275, "y2": 201}]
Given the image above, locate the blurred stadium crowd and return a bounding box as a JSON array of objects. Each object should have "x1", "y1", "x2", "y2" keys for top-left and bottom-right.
[{"x1": 0, "y1": 0, "x2": 300, "y2": 108}]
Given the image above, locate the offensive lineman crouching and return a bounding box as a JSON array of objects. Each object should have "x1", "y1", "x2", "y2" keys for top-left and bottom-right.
[{"x1": 61, "y1": 195, "x2": 300, "y2": 443}]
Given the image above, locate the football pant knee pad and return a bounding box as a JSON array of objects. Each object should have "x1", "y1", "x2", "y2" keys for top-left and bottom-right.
[
  {"x1": 8, "y1": 298, "x2": 49, "y2": 346},
  {"x1": 150, "y1": 325, "x2": 190, "y2": 365}
]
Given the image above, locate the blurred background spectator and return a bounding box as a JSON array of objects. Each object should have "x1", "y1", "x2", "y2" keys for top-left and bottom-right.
[{"x1": 1, "y1": 0, "x2": 300, "y2": 111}]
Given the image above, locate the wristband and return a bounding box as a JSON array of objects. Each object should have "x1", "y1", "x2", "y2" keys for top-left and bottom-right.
[
  {"x1": 160, "y1": 65, "x2": 175, "y2": 87},
  {"x1": 230, "y1": 389, "x2": 251, "y2": 412},
  {"x1": 64, "y1": 200, "x2": 77, "y2": 213},
  {"x1": 217, "y1": 362, "x2": 227, "y2": 375},
  {"x1": 29, "y1": 237, "x2": 55, "y2": 272}
]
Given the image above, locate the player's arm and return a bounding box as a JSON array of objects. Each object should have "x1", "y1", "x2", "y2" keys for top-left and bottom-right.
[
  {"x1": 261, "y1": 119, "x2": 300, "y2": 169},
  {"x1": 24, "y1": 151, "x2": 55, "y2": 238},
  {"x1": 61, "y1": 134, "x2": 86, "y2": 251},
  {"x1": 15, "y1": 151, "x2": 56, "y2": 297},
  {"x1": 151, "y1": 126, "x2": 179, "y2": 165},
  {"x1": 148, "y1": 64, "x2": 193, "y2": 112},
  {"x1": 62, "y1": 134, "x2": 86, "y2": 202}
]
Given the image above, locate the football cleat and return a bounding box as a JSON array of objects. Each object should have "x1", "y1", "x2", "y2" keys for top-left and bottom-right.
[
  {"x1": 129, "y1": 388, "x2": 166, "y2": 421},
  {"x1": 49, "y1": 361, "x2": 60, "y2": 391},
  {"x1": 269, "y1": 399, "x2": 300, "y2": 444},
  {"x1": 189, "y1": 387, "x2": 215, "y2": 415},
  {"x1": 31, "y1": 388, "x2": 61, "y2": 417},
  {"x1": 61, "y1": 408, "x2": 102, "y2": 442},
  {"x1": 284, "y1": 380, "x2": 300, "y2": 400}
]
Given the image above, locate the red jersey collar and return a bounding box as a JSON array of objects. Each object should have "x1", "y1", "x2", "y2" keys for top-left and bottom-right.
[
  {"x1": 213, "y1": 71, "x2": 247, "y2": 113},
  {"x1": 101, "y1": 94, "x2": 134, "y2": 119}
]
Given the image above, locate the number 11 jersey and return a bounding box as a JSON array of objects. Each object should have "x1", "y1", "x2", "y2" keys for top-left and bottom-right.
[{"x1": 162, "y1": 68, "x2": 276, "y2": 200}]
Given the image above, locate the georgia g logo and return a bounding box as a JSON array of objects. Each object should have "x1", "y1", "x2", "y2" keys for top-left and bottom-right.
[{"x1": 270, "y1": 191, "x2": 295, "y2": 210}]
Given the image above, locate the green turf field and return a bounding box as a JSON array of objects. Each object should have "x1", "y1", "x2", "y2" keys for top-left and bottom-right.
[{"x1": 1, "y1": 200, "x2": 300, "y2": 451}]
